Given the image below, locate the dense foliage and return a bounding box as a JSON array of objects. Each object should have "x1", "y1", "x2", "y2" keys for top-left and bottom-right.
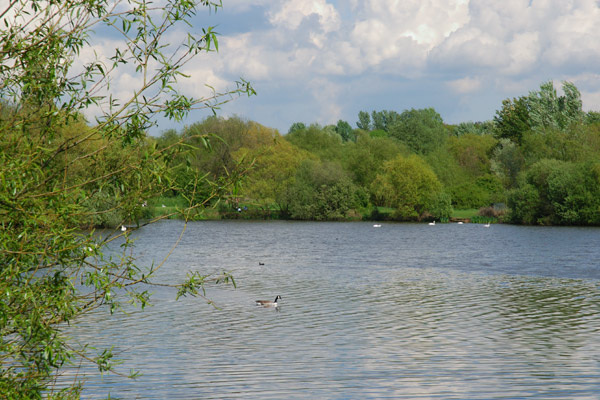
[
  {"x1": 1, "y1": 1, "x2": 251, "y2": 398},
  {"x1": 157, "y1": 81, "x2": 600, "y2": 225}
]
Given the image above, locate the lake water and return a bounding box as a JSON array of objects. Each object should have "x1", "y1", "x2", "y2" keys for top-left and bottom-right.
[{"x1": 65, "y1": 221, "x2": 600, "y2": 399}]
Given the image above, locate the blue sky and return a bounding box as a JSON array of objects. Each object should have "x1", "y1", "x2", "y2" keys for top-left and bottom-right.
[{"x1": 102, "y1": 1, "x2": 600, "y2": 134}]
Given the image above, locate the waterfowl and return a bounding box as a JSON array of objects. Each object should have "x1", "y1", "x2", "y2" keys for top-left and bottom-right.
[
  {"x1": 255, "y1": 295, "x2": 281, "y2": 307},
  {"x1": 484, "y1": 222, "x2": 491, "y2": 228},
  {"x1": 258, "y1": 262, "x2": 265, "y2": 265},
  {"x1": 428, "y1": 221, "x2": 436, "y2": 226},
  {"x1": 373, "y1": 224, "x2": 382, "y2": 228},
  {"x1": 121, "y1": 225, "x2": 127, "y2": 232}
]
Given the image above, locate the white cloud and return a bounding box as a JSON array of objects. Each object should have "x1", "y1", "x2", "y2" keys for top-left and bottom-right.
[
  {"x1": 447, "y1": 76, "x2": 482, "y2": 94},
  {"x1": 180, "y1": 66, "x2": 230, "y2": 99},
  {"x1": 431, "y1": 0, "x2": 600, "y2": 77},
  {"x1": 215, "y1": 0, "x2": 600, "y2": 129},
  {"x1": 563, "y1": 73, "x2": 600, "y2": 113},
  {"x1": 541, "y1": 2, "x2": 600, "y2": 69},
  {"x1": 503, "y1": 32, "x2": 540, "y2": 75},
  {"x1": 220, "y1": 33, "x2": 271, "y2": 80},
  {"x1": 8, "y1": 0, "x2": 600, "y2": 132},
  {"x1": 269, "y1": 0, "x2": 340, "y2": 32},
  {"x1": 430, "y1": 27, "x2": 506, "y2": 70},
  {"x1": 220, "y1": 0, "x2": 271, "y2": 13},
  {"x1": 308, "y1": 78, "x2": 342, "y2": 125},
  {"x1": 349, "y1": 0, "x2": 470, "y2": 71},
  {"x1": 581, "y1": 90, "x2": 600, "y2": 113}
]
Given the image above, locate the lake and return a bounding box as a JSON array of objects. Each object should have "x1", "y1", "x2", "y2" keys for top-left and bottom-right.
[{"x1": 65, "y1": 220, "x2": 600, "y2": 399}]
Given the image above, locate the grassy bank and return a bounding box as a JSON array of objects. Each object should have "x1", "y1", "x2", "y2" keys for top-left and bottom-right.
[{"x1": 141, "y1": 197, "x2": 500, "y2": 224}]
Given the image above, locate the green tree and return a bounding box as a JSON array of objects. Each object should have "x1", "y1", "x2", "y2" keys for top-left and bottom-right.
[
  {"x1": 494, "y1": 96, "x2": 531, "y2": 144},
  {"x1": 506, "y1": 159, "x2": 600, "y2": 225},
  {"x1": 372, "y1": 110, "x2": 386, "y2": 131},
  {"x1": 234, "y1": 138, "x2": 311, "y2": 213},
  {"x1": 371, "y1": 155, "x2": 449, "y2": 220},
  {"x1": 585, "y1": 111, "x2": 600, "y2": 125},
  {"x1": 0, "y1": 1, "x2": 253, "y2": 397},
  {"x1": 448, "y1": 174, "x2": 505, "y2": 209},
  {"x1": 490, "y1": 138, "x2": 526, "y2": 188},
  {"x1": 426, "y1": 147, "x2": 468, "y2": 198},
  {"x1": 285, "y1": 123, "x2": 344, "y2": 162},
  {"x1": 180, "y1": 116, "x2": 275, "y2": 183},
  {"x1": 528, "y1": 81, "x2": 584, "y2": 131},
  {"x1": 288, "y1": 122, "x2": 307, "y2": 134},
  {"x1": 452, "y1": 121, "x2": 495, "y2": 136},
  {"x1": 447, "y1": 133, "x2": 497, "y2": 177},
  {"x1": 357, "y1": 110, "x2": 371, "y2": 130},
  {"x1": 517, "y1": 120, "x2": 600, "y2": 168},
  {"x1": 335, "y1": 119, "x2": 355, "y2": 142},
  {"x1": 388, "y1": 108, "x2": 447, "y2": 154},
  {"x1": 281, "y1": 160, "x2": 360, "y2": 220},
  {"x1": 507, "y1": 184, "x2": 541, "y2": 225},
  {"x1": 342, "y1": 134, "x2": 407, "y2": 188},
  {"x1": 369, "y1": 129, "x2": 389, "y2": 138},
  {"x1": 370, "y1": 110, "x2": 400, "y2": 132}
]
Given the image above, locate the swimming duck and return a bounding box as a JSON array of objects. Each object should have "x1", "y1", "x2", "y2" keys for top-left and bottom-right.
[{"x1": 255, "y1": 295, "x2": 281, "y2": 307}]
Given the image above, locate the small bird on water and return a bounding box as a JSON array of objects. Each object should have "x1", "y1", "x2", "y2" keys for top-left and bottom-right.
[{"x1": 255, "y1": 295, "x2": 281, "y2": 307}]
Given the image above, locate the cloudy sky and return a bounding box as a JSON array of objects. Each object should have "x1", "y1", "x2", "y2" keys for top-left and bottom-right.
[
  {"x1": 78, "y1": 0, "x2": 600, "y2": 134},
  {"x1": 5, "y1": 0, "x2": 600, "y2": 133}
]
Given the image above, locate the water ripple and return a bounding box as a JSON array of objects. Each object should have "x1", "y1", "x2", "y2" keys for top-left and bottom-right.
[{"x1": 62, "y1": 221, "x2": 600, "y2": 399}]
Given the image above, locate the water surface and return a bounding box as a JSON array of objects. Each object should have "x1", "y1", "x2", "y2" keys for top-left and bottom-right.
[{"x1": 66, "y1": 221, "x2": 600, "y2": 399}]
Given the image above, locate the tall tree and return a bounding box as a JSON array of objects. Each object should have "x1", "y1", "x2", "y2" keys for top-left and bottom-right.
[
  {"x1": 528, "y1": 81, "x2": 584, "y2": 131},
  {"x1": 288, "y1": 122, "x2": 307, "y2": 134},
  {"x1": 0, "y1": 1, "x2": 252, "y2": 397},
  {"x1": 335, "y1": 119, "x2": 354, "y2": 142},
  {"x1": 388, "y1": 108, "x2": 447, "y2": 154},
  {"x1": 493, "y1": 96, "x2": 531, "y2": 144},
  {"x1": 357, "y1": 110, "x2": 371, "y2": 130},
  {"x1": 370, "y1": 110, "x2": 400, "y2": 132}
]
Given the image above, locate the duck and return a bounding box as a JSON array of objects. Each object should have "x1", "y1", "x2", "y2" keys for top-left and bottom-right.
[
  {"x1": 373, "y1": 224, "x2": 382, "y2": 228},
  {"x1": 484, "y1": 222, "x2": 491, "y2": 228},
  {"x1": 121, "y1": 225, "x2": 127, "y2": 232},
  {"x1": 255, "y1": 295, "x2": 281, "y2": 307},
  {"x1": 428, "y1": 220, "x2": 436, "y2": 226}
]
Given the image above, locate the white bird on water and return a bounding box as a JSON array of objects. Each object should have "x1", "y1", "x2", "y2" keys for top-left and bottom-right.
[
  {"x1": 121, "y1": 225, "x2": 127, "y2": 232},
  {"x1": 428, "y1": 221, "x2": 436, "y2": 226}
]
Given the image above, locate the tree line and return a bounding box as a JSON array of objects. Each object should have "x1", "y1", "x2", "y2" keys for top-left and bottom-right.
[{"x1": 156, "y1": 81, "x2": 600, "y2": 225}]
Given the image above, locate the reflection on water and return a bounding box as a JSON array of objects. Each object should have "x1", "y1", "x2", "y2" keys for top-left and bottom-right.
[{"x1": 64, "y1": 221, "x2": 600, "y2": 399}]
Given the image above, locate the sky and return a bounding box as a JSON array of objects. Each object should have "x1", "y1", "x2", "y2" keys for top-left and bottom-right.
[
  {"x1": 5, "y1": 0, "x2": 600, "y2": 134},
  {"x1": 162, "y1": 0, "x2": 600, "y2": 135}
]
